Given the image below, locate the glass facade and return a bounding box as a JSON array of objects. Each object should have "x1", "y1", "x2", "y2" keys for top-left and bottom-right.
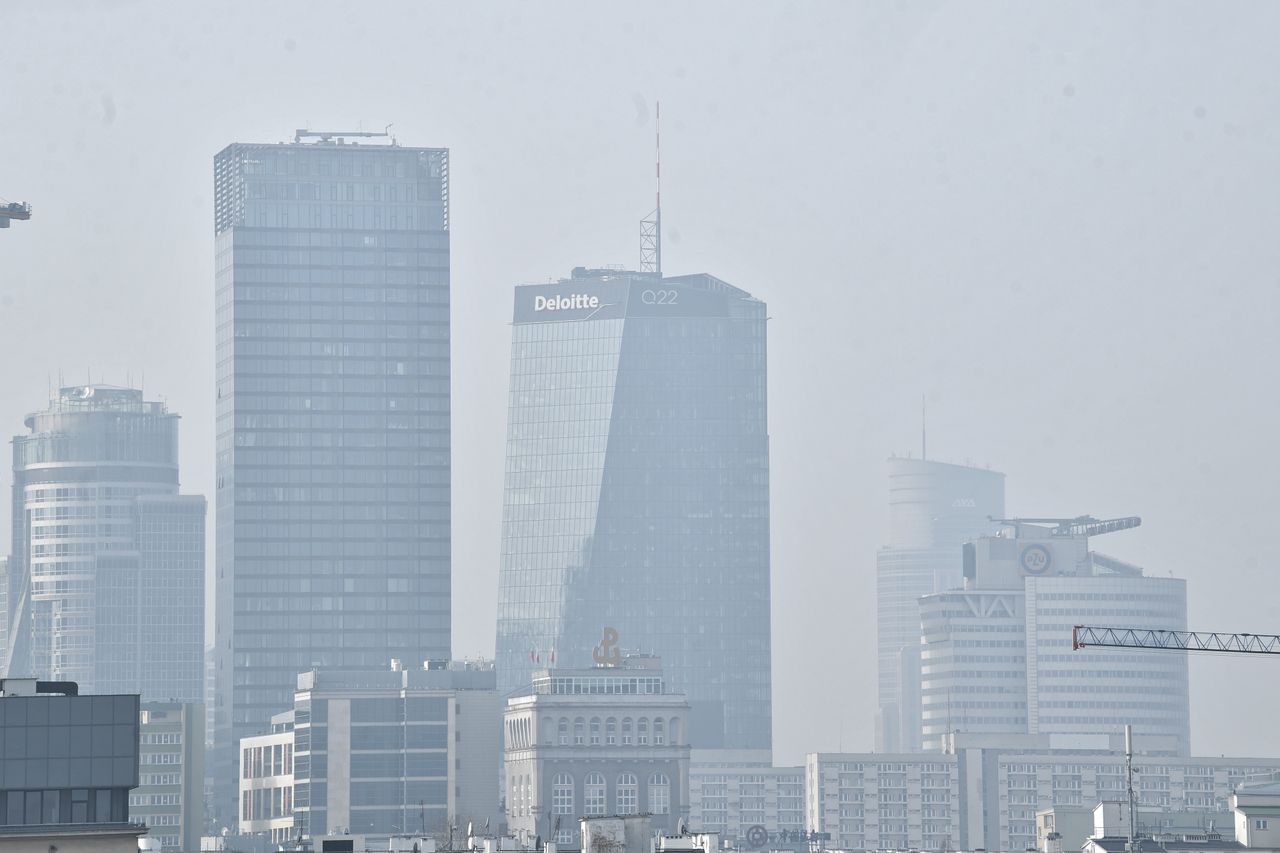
[
  {"x1": 0, "y1": 691, "x2": 139, "y2": 826},
  {"x1": 212, "y1": 139, "x2": 452, "y2": 815},
  {"x1": 495, "y1": 269, "x2": 771, "y2": 751},
  {"x1": 6, "y1": 387, "x2": 205, "y2": 704},
  {"x1": 875, "y1": 458, "x2": 1005, "y2": 752}
]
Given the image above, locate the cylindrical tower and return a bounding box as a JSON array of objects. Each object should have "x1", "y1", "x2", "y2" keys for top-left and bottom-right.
[{"x1": 10, "y1": 386, "x2": 180, "y2": 691}]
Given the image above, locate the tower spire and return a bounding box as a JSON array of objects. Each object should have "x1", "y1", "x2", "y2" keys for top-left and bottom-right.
[{"x1": 640, "y1": 101, "x2": 662, "y2": 274}]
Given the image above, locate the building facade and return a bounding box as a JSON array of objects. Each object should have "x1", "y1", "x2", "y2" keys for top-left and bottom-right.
[
  {"x1": 134, "y1": 701, "x2": 204, "y2": 853},
  {"x1": 0, "y1": 677, "x2": 145, "y2": 852},
  {"x1": 212, "y1": 134, "x2": 453, "y2": 820},
  {"x1": 495, "y1": 268, "x2": 771, "y2": 754},
  {"x1": 239, "y1": 711, "x2": 295, "y2": 844},
  {"x1": 875, "y1": 457, "x2": 1005, "y2": 753},
  {"x1": 919, "y1": 519, "x2": 1190, "y2": 753},
  {"x1": 5, "y1": 386, "x2": 205, "y2": 702},
  {"x1": 288, "y1": 662, "x2": 499, "y2": 839},
  {"x1": 805, "y1": 746, "x2": 1280, "y2": 853},
  {"x1": 503, "y1": 657, "x2": 691, "y2": 845},
  {"x1": 688, "y1": 759, "x2": 804, "y2": 844}
]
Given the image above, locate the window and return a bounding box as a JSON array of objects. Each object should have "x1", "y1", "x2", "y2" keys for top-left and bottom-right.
[
  {"x1": 638, "y1": 718, "x2": 649, "y2": 745},
  {"x1": 590, "y1": 717, "x2": 602, "y2": 745},
  {"x1": 606, "y1": 718, "x2": 617, "y2": 745},
  {"x1": 553, "y1": 773, "x2": 574, "y2": 815},
  {"x1": 649, "y1": 773, "x2": 670, "y2": 815},
  {"x1": 617, "y1": 773, "x2": 638, "y2": 814},
  {"x1": 622, "y1": 717, "x2": 633, "y2": 745},
  {"x1": 654, "y1": 718, "x2": 666, "y2": 745},
  {"x1": 1258, "y1": 820, "x2": 1270, "y2": 830},
  {"x1": 574, "y1": 717, "x2": 585, "y2": 745},
  {"x1": 558, "y1": 718, "x2": 569, "y2": 746},
  {"x1": 584, "y1": 772, "x2": 606, "y2": 816}
]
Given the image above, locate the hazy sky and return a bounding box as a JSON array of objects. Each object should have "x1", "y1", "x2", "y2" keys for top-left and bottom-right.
[{"x1": 3, "y1": 0, "x2": 1280, "y2": 765}]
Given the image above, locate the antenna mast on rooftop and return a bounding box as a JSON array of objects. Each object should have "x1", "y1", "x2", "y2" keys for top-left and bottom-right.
[{"x1": 640, "y1": 102, "x2": 662, "y2": 275}]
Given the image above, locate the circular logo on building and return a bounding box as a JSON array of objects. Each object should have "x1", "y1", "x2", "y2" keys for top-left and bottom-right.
[
  {"x1": 1020, "y1": 543, "x2": 1053, "y2": 575},
  {"x1": 745, "y1": 826, "x2": 769, "y2": 849}
]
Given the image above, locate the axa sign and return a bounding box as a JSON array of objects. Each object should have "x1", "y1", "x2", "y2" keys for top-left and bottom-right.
[{"x1": 534, "y1": 293, "x2": 599, "y2": 312}]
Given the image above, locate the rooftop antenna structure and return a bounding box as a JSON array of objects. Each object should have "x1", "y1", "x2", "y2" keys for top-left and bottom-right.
[
  {"x1": 640, "y1": 102, "x2": 662, "y2": 275},
  {"x1": 293, "y1": 125, "x2": 394, "y2": 144},
  {"x1": 921, "y1": 395, "x2": 928, "y2": 461}
]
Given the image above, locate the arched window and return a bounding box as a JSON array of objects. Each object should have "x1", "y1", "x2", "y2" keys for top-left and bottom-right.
[
  {"x1": 574, "y1": 717, "x2": 586, "y2": 745},
  {"x1": 542, "y1": 716, "x2": 555, "y2": 745},
  {"x1": 590, "y1": 717, "x2": 602, "y2": 746},
  {"x1": 654, "y1": 718, "x2": 666, "y2": 745},
  {"x1": 637, "y1": 718, "x2": 649, "y2": 745},
  {"x1": 606, "y1": 717, "x2": 618, "y2": 745},
  {"x1": 616, "y1": 773, "x2": 638, "y2": 814},
  {"x1": 558, "y1": 718, "x2": 569, "y2": 746},
  {"x1": 648, "y1": 773, "x2": 670, "y2": 815},
  {"x1": 668, "y1": 716, "x2": 681, "y2": 745},
  {"x1": 584, "y1": 772, "x2": 607, "y2": 816},
  {"x1": 552, "y1": 773, "x2": 574, "y2": 815},
  {"x1": 622, "y1": 717, "x2": 634, "y2": 745}
]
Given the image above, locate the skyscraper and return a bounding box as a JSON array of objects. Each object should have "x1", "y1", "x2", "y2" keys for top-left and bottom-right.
[
  {"x1": 875, "y1": 457, "x2": 1004, "y2": 752},
  {"x1": 5, "y1": 385, "x2": 205, "y2": 701},
  {"x1": 212, "y1": 132, "x2": 452, "y2": 817},
  {"x1": 918, "y1": 517, "x2": 1190, "y2": 754},
  {"x1": 495, "y1": 267, "x2": 771, "y2": 753}
]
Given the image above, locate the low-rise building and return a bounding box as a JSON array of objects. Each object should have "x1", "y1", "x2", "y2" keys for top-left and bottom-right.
[
  {"x1": 291, "y1": 660, "x2": 500, "y2": 840},
  {"x1": 0, "y1": 677, "x2": 145, "y2": 853},
  {"x1": 806, "y1": 739, "x2": 1280, "y2": 853},
  {"x1": 688, "y1": 752, "x2": 803, "y2": 844},
  {"x1": 504, "y1": 655, "x2": 691, "y2": 846},
  {"x1": 134, "y1": 701, "x2": 204, "y2": 852},
  {"x1": 238, "y1": 710, "x2": 295, "y2": 844}
]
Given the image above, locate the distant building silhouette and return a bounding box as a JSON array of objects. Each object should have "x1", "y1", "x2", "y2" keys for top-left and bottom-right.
[
  {"x1": 494, "y1": 268, "x2": 772, "y2": 755},
  {"x1": 5, "y1": 385, "x2": 205, "y2": 703},
  {"x1": 876, "y1": 457, "x2": 1004, "y2": 752}
]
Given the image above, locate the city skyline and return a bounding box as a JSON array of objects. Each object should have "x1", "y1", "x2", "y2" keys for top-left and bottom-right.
[{"x1": 4, "y1": 1, "x2": 1280, "y2": 770}]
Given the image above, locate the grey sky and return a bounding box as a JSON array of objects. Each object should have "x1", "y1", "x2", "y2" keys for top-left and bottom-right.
[{"x1": 2, "y1": 0, "x2": 1279, "y2": 764}]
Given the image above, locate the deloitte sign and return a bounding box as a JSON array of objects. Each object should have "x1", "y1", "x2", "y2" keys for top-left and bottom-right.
[{"x1": 534, "y1": 293, "x2": 600, "y2": 312}]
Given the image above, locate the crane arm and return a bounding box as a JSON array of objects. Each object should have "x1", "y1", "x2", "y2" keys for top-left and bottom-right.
[{"x1": 1072, "y1": 625, "x2": 1280, "y2": 654}]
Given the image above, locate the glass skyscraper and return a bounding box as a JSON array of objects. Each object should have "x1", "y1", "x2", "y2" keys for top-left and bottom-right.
[
  {"x1": 212, "y1": 135, "x2": 451, "y2": 819},
  {"x1": 5, "y1": 385, "x2": 205, "y2": 702},
  {"x1": 875, "y1": 457, "x2": 1004, "y2": 752},
  {"x1": 495, "y1": 268, "x2": 771, "y2": 752}
]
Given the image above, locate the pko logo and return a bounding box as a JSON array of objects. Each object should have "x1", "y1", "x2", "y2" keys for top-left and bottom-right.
[{"x1": 534, "y1": 293, "x2": 600, "y2": 312}]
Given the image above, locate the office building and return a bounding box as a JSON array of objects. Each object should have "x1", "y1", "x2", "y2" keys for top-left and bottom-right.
[
  {"x1": 134, "y1": 701, "x2": 204, "y2": 852},
  {"x1": 688, "y1": 759, "x2": 804, "y2": 843},
  {"x1": 0, "y1": 677, "x2": 145, "y2": 852},
  {"x1": 6, "y1": 385, "x2": 205, "y2": 702},
  {"x1": 212, "y1": 132, "x2": 453, "y2": 819},
  {"x1": 805, "y1": 743, "x2": 1280, "y2": 853},
  {"x1": 287, "y1": 661, "x2": 499, "y2": 839},
  {"x1": 875, "y1": 457, "x2": 1004, "y2": 752},
  {"x1": 495, "y1": 268, "x2": 771, "y2": 754},
  {"x1": 918, "y1": 517, "x2": 1190, "y2": 754},
  {"x1": 503, "y1": 655, "x2": 691, "y2": 845},
  {"x1": 238, "y1": 711, "x2": 295, "y2": 844}
]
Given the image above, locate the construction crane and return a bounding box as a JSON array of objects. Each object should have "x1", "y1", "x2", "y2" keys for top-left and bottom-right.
[
  {"x1": 1072, "y1": 625, "x2": 1280, "y2": 655},
  {"x1": 992, "y1": 515, "x2": 1142, "y2": 538},
  {"x1": 0, "y1": 200, "x2": 32, "y2": 228}
]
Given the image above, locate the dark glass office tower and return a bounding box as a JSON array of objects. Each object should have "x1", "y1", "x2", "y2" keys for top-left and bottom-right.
[
  {"x1": 495, "y1": 268, "x2": 771, "y2": 752},
  {"x1": 212, "y1": 135, "x2": 451, "y2": 822}
]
